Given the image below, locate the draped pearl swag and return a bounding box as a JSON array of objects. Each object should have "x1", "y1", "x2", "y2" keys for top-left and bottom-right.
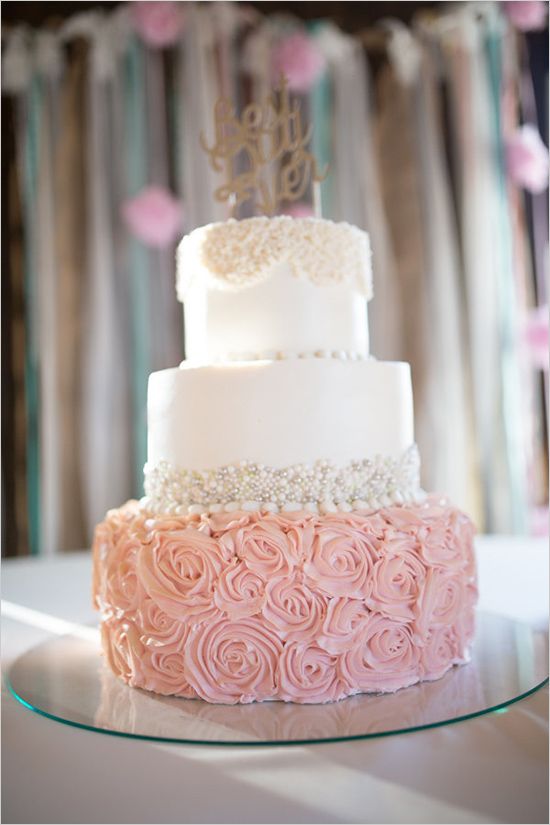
[{"x1": 2, "y1": 1, "x2": 547, "y2": 553}]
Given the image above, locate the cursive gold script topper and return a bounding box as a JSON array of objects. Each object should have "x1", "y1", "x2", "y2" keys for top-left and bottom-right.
[{"x1": 200, "y1": 76, "x2": 328, "y2": 217}]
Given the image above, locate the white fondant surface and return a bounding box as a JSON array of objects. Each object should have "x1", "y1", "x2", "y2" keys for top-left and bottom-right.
[
  {"x1": 183, "y1": 262, "x2": 369, "y2": 363},
  {"x1": 147, "y1": 359, "x2": 414, "y2": 470}
]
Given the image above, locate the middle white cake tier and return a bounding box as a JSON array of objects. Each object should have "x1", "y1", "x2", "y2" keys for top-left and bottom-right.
[{"x1": 147, "y1": 358, "x2": 415, "y2": 471}]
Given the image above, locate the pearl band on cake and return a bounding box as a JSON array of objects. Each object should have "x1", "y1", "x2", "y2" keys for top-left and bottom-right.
[
  {"x1": 141, "y1": 445, "x2": 422, "y2": 516},
  {"x1": 190, "y1": 351, "x2": 375, "y2": 364}
]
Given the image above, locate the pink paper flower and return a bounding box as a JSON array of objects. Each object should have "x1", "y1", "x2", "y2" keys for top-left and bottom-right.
[
  {"x1": 271, "y1": 32, "x2": 326, "y2": 93},
  {"x1": 121, "y1": 186, "x2": 183, "y2": 247},
  {"x1": 506, "y1": 125, "x2": 549, "y2": 194},
  {"x1": 129, "y1": 2, "x2": 185, "y2": 48},
  {"x1": 282, "y1": 202, "x2": 315, "y2": 218},
  {"x1": 530, "y1": 505, "x2": 549, "y2": 536},
  {"x1": 502, "y1": 1, "x2": 548, "y2": 31},
  {"x1": 523, "y1": 305, "x2": 549, "y2": 370}
]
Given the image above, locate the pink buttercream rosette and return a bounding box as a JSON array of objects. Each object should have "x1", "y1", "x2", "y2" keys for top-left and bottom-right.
[{"x1": 93, "y1": 497, "x2": 477, "y2": 704}]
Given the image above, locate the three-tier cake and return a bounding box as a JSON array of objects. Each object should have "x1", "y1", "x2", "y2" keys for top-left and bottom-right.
[{"x1": 92, "y1": 216, "x2": 477, "y2": 705}]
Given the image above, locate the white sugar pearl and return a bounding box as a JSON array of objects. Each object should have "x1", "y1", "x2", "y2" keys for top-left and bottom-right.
[
  {"x1": 209, "y1": 503, "x2": 224, "y2": 513},
  {"x1": 241, "y1": 500, "x2": 261, "y2": 511},
  {"x1": 262, "y1": 502, "x2": 279, "y2": 513},
  {"x1": 319, "y1": 500, "x2": 337, "y2": 514},
  {"x1": 188, "y1": 504, "x2": 207, "y2": 515},
  {"x1": 282, "y1": 502, "x2": 302, "y2": 512},
  {"x1": 224, "y1": 501, "x2": 241, "y2": 512},
  {"x1": 304, "y1": 501, "x2": 319, "y2": 512},
  {"x1": 337, "y1": 501, "x2": 352, "y2": 512}
]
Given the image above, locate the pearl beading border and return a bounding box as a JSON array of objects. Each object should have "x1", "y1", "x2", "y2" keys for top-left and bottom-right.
[
  {"x1": 141, "y1": 445, "x2": 422, "y2": 516},
  {"x1": 196, "y1": 351, "x2": 375, "y2": 365}
]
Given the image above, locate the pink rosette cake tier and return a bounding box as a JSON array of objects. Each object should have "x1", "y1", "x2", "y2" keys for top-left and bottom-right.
[{"x1": 93, "y1": 497, "x2": 477, "y2": 705}]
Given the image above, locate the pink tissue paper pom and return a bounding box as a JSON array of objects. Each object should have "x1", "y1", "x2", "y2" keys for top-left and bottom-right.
[
  {"x1": 502, "y1": 1, "x2": 548, "y2": 31},
  {"x1": 122, "y1": 186, "x2": 183, "y2": 248},
  {"x1": 130, "y1": 2, "x2": 185, "y2": 48},
  {"x1": 272, "y1": 32, "x2": 326, "y2": 93},
  {"x1": 530, "y1": 506, "x2": 549, "y2": 537},
  {"x1": 282, "y1": 202, "x2": 315, "y2": 218},
  {"x1": 523, "y1": 305, "x2": 549, "y2": 371},
  {"x1": 506, "y1": 124, "x2": 549, "y2": 194}
]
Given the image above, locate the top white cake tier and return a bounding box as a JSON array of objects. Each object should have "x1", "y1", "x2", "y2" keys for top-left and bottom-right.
[{"x1": 177, "y1": 217, "x2": 372, "y2": 363}]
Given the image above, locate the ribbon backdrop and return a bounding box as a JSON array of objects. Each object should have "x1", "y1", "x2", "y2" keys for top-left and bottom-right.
[{"x1": 2, "y1": 1, "x2": 548, "y2": 555}]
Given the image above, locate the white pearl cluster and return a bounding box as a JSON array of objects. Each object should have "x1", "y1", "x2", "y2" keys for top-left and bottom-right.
[
  {"x1": 141, "y1": 445, "x2": 422, "y2": 516},
  {"x1": 177, "y1": 216, "x2": 373, "y2": 301}
]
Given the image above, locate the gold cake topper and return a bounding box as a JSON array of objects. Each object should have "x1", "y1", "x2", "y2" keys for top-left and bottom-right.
[{"x1": 200, "y1": 76, "x2": 328, "y2": 217}]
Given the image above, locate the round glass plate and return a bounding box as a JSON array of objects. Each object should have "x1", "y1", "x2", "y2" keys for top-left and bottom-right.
[{"x1": 6, "y1": 611, "x2": 548, "y2": 746}]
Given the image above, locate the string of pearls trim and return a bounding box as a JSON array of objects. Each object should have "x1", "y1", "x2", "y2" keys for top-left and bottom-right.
[
  {"x1": 189, "y1": 351, "x2": 375, "y2": 365},
  {"x1": 141, "y1": 445, "x2": 422, "y2": 516}
]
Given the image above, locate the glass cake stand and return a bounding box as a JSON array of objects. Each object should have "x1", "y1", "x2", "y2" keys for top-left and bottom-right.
[{"x1": 6, "y1": 612, "x2": 548, "y2": 746}]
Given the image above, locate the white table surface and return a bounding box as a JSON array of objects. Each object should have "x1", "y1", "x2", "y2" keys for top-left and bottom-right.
[{"x1": 2, "y1": 536, "x2": 548, "y2": 825}]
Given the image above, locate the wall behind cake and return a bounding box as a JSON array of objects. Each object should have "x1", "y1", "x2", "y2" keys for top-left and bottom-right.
[{"x1": 2, "y1": 0, "x2": 548, "y2": 555}]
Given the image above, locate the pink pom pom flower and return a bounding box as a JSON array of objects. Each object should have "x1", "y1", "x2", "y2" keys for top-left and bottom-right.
[
  {"x1": 506, "y1": 124, "x2": 549, "y2": 194},
  {"x1": 121, "y1": 186, "x2": 183, "y2": 248},
  {"x1": 129, "y1": 2, "x2": 185, "y2": 48},
  {"x1": 523, "y1": 305, "x2": 549, "y2": 371},
  {"x1": 272, "y1": 32, "x2": 326, "y2": 93},
  {"x1": 282, "y1": 202, "x2": 315, "y2": 218},
  {"x1": 502, "y1": 1, "x2": 548, "y2": 31}
]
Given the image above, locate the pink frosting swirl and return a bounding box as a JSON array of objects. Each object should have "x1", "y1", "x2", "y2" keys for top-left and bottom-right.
[
  {"x1": 341, "y1": 613, "x2": 420, "y2": 693},
  {"x1": 138, "y1": 597, "x2": 190, "y2": 648},
  {"x1": 185, "y1": 616, "x2": 283, "y2": 704},
  {"x1": 420, "y1": 626, "x2": 460, "y2": 681},
  {"x1": 418, "y1": 503, "x2": 475, "y2": 572},
  {"x1": 278, "y1": 641, "x2": 348, "y2": 703},
  {"x1": 417, "y1": 567, "x2": 466, "y2": 637},
  {"x1": 262, "y1": 574, "x2": 327, "y2": 642},
  {"x1": 101, "y1": 618, "x2": 145, "y2": 686},
  {"x1": 366, "y1": 532, "x2": 427, "y2": 621},
  {"x1": 206, "y1": 511, "x2": 253, "y2": 537},
  {"x1": 452, "y1": 583, "x2": 478, "y2": 651},
  {"x1": 139, "y1": 640, "x2": 195, "y2": 698},
  {"x1": 93, "y1": 505, "x2": 146, "y2": 619},
  {"x1": 223, "y1": 520, "x2": 299, "y2": 579},
  {"x1": 304, "y1": 516, "x2": 380, "y2": 598},
  {"x1": 95, "y1": 497, "x2": 477, "y2": 703},
  {"x1": 317, "y1": 597, "x2": 371, "y2": 653},
  {"x1": 137, "y1": 528, "x2": 229, "y2": 623},
  {"x1": 262, "y1": 512, "x2": 316, "y2": 564},
  {"x1": 214, "y1": 558, "x2": 266, "y2": 619}
]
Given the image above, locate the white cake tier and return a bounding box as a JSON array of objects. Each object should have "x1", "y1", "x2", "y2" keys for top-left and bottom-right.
[
  {"x1": 177, "y1": 217, "x2": 372, "y2": 363},
  {"x1": 144, "y1": 358, "x2": 421, "y2": 514}
]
